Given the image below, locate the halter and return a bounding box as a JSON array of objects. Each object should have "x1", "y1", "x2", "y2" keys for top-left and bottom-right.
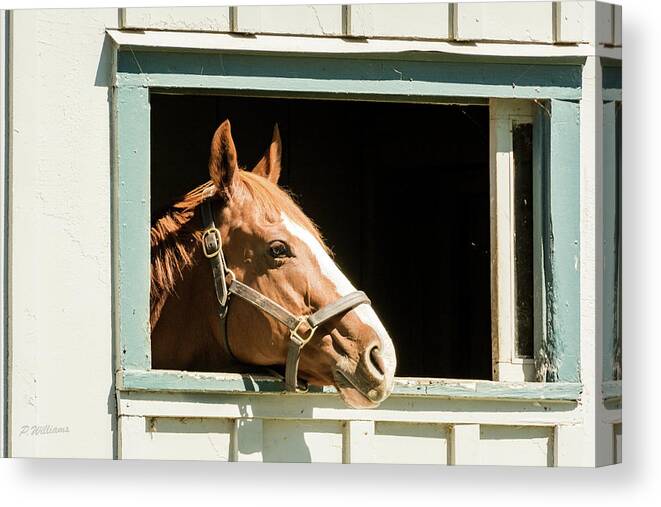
[{"x1": 200, "y1": 199, "x2": 371, "y2": 392}]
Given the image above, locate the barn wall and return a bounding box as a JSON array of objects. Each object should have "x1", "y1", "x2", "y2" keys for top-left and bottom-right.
[
  {"x1": 8, "y1": 8, "x2": 119, "y2": 458},
  {"x1": 120, "y1": 2, "x2": 620, "y2": 46},
  {"x1": 116, "y1": 391, "x2": 585, "y2": 465},
  {"x1": 5, "y1": 3, "x2": 621, "y2": 464}
]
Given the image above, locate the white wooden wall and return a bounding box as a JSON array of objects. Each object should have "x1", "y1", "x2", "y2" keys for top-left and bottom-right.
[
  {"x1": 8, "y1": 8, "x2": 117, "y2": 459},
  {"x1": 119, "y1": 2, "x2": 622, "y2": 46},
  {"x1": 5, "y1": 4, "x2": 621, "y2": 465},
  {"x1": 117, "y1": 391, "x2": 575, "y2": 465}
]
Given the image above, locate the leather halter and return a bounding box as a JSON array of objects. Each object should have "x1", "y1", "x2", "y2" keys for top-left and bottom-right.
[{"x1": 200, "y1": 199, "x2": 371, "y2": 392}]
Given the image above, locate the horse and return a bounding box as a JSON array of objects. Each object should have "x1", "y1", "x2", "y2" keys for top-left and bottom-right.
[{"x1": 150, "y1": 120, "x2": 397, "y2": 408}]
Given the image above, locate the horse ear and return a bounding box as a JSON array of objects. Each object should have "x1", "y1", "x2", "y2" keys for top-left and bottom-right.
[
  {"x1": 253, "y1": 124, "x2": 282, "y2": 184},
  {"x1": 209, "y1": 120, "x2": 239, "y2": 196}
]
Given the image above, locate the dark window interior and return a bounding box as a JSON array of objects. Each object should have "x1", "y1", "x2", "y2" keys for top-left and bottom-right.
[
  {"x1": 150, "y1": 93, "x2": 491, "y2": 380},
  {"x1": 512, "y1": 123, "x2": 534, "y2": 359},
  {"x1": 614, "y1": 102, "x2": 622, "y2": 380}
]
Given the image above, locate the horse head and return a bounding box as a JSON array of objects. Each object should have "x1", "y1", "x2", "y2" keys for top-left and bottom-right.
[{"x1": 152, "y1": 120, "x2": 397, "y2": 408}]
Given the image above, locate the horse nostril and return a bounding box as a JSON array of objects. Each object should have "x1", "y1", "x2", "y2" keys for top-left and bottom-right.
[{"x1": 368, "y1": 345, "x2": 386, "y2": 377}]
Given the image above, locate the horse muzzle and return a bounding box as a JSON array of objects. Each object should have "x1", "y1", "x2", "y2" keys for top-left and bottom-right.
[{"x1": 333, "y1": 340, "x2": 396, "y2": 408}]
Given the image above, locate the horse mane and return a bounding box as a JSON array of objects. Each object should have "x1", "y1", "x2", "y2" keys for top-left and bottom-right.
[{"x1": 150, "y1": 171, "x2": 328, "y2": 326}]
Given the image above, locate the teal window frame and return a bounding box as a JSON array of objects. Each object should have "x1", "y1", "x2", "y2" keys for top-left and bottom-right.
[
  {"x1": 601, "y1": 60, "x2": 623, "y2": 405},
  {"x1": 113, "y1": 48, "x2": 590, "y2": 401}
]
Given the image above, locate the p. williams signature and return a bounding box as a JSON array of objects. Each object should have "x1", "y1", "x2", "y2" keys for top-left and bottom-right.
[{"x1": 20, "y1": 424, "x2": 70, "y2": 437}]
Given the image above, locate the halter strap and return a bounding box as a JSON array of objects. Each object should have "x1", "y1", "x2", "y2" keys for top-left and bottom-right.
[{"x1": 200, "y1": 199, "x2": 370, "y2": 392}]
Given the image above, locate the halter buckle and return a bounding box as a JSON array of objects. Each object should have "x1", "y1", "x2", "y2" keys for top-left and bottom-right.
[
  {"x1": 202, "y1": 227, "x2": 222, "y2": 258},
  {"x1": 290, "y1": 318, "x2": 317, "y2": 348}
]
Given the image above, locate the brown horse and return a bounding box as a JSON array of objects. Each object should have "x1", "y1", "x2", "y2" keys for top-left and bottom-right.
[{"x1": 150, "y1": 120, "x2": 396, "y2": 408}]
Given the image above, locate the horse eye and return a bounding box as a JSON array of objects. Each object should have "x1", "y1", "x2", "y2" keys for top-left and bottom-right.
[{"x1": 268, "y1": 240, "x2": 291, "y2": 258}]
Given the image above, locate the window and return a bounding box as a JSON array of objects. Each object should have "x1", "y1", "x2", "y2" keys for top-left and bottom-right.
[
  {"x1": 490, "y1": 100, "x2": 539, "y2": 382},
  {"x1": 113, "y1": 43, "x2": 584, "y2": 401},
  {"x1": 150, "y1": 94, "x2": 491, "y2": 380}
]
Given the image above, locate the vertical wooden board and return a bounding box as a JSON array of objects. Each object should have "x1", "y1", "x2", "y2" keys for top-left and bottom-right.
[
  {"x1": 596, "y1": 419, "x2": 615, "y2": 466},
  {"x1": 613, "y1": 423, "x2": 622, "y2": 464},
  {"x1": 345, "y1": 420, "x2": 448, "y2": 464},
  {"x1": 578, "y1": 56, "x2": 602, "y2": 468},
  {"x1": 554, "y1": 424, "x2": 586, "y2": 466},
  {"x1": 347, "y1": 3, "x2": 450, "y2": 39},
  {"x1": 548, "y1": 99, "x2": 581, "y2": 382},
  {"x1": 121, "y1": 7, "x2": 231, "y2": 32},
  {"x1": 596, "y1": 2, "x2": 614, "y2": 45},
  {"x1": 612, "y1": 4, "x2": 622, "y2": 46},
  {"x1": 490, "y1": 99, "x2": 537, "y2": 383},
  {"x1": 455, "y1": 2, "x2": 554, "y2": 43},
  {"x1": 115, "y1": 85, "x2": 151, "y2": 371},
  {"x1": 558, "y1": 2, "x2": 617, "y2": 46},
  {"x1": 231, "y1": 418, "x2": 263, "y2": 462},
  {"x1": 557, "y1": 1, "x2": 593, "y2": 43},
  {"x1": 234, "y1": 5, "x2": 343, "y2": 36},
  {"x1": 119, "y1": 416, "x2": 232, "y2": 460},
  {"x1": 480, "y1": 425, "x2": 552, "y2": 466},
  {"x1": 343, "y1": 420, "x2": 373, "y2": 463},
  {"x1": 450, "y1": 423, "x2": 481, "y2": 465},
  {"x1": 262, "y1": 419, "x2": 343, "y2": 463},
  {"x1": 490, "y1": 100, "x2": 515, "y2": 381}
]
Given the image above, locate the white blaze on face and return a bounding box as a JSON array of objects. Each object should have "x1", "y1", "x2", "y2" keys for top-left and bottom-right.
[{"x1": 280, "y1": 213, "x2": 396, "y2": 382}]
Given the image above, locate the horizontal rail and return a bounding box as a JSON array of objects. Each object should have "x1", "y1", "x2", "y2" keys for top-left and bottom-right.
[{"x1": 118, "y1": 369, "x2": 582, "y2": 402}]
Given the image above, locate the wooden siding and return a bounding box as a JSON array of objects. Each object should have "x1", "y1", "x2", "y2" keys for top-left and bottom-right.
[
  {"x1": 117, "y1": 416, "x2": 557, "y2": 465},
  {"x1": 455, "y1": 2, "x2": 555, "y2": 43},
  {"x1": 347, "y1": 3, "x2": 451, "y2": 39},
  {"x1": 557, "y1": 1, "x2": 617, "y2": 45},
  {"x1": 119, "y1": 2, "x2": 621, "y2": 47},
  {"x1": 7, "y1": 5, "x2": 622, "y2": 466},
  {"x1": 117, "y1": 391, "x2": 575, "y2": 465},
  {"x1": 234, "y1": 5, "x2": 344, "y2": 36},
  {"x1": 613, "y1": 423, "x2": 622, "y2": 464},
  {"x1": 121, "y1": 6, "x2": 231, "y2": 32},
  {"x1": 613, "y1": 4, "x2": 622, "y2": 46}
]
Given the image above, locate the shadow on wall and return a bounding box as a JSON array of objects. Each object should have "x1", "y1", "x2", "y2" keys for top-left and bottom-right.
[
  {"x1": 234, "y1": 398, "x2": 314, "y2": 463},
  {"x1": 94, "y1": 34, "x2": 113, "y2": 88}
]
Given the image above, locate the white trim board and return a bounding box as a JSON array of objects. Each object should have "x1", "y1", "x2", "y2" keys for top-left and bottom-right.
[{"x1": 106, "y1": 29, "x2": 621, "y2": 60}]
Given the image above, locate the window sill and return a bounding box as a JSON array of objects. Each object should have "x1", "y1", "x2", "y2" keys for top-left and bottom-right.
[{"x1": 116, "y1": 369, "x2": 582, "y2": 402}]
